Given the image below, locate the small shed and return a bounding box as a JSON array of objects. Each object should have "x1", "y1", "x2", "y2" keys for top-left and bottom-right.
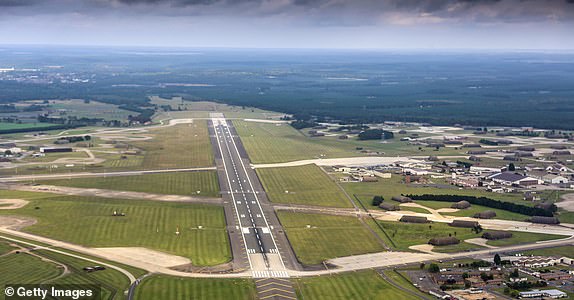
[
  {"x1": 451, "y1": 201, "x2": 471, "y2": 209},
  {"x1": 482, "y1": 231, "x2": 513, "y2": 240},
  {"x1": 399, "y1": 216, "x2": 429, "y2": 223},
  {"x1": 517, "y1": 146, "x2": 535, "y2": 152},
  {"x1": 379, "y1": 203, "x2": 400, "y2": 211},
  {"x1": 449, "y1": 220, "x2": 479, "y2": 228},
  {"x1": 553, "y1": 150, "x2": 571, "y2": 156},
  {"x1": 428, "y1": 237, "x2": 460, "y2": 246},
  {"x1": 391, "y1": 196, "x2": 413, "y2": 203},
  {"x1": 473, "y1": 210, "x2": 497, "y2": 219},
  {"x1": 529, "y1": 216, "x2": 560, "y2": 224}
]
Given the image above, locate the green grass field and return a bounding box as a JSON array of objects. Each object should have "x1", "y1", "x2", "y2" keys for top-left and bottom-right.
[
  {"x1": 374, "y1": 221, "x2": 565, "y2": 253},
  {"x1": 0, "y1": 253, "x2": 63, "y2": 287},
  {"x1": 257, "y1": 164, "x2": 352, "y2": 208},
  {"x1": 36, "y1": 171, "x2": 221, "y2": 197},
  {"x1": 131, "y1": 121, "x2": 214, "y2": 169},
  {"x1": 0, "y1": 195, "x2": 231, "y2": 266},
  {"x1": 134, "y1": 275, "x2": 256, "y2": 300},
  {"x1": 233, "y1": 120, "x2": 358, "y2": 163},
  {"x1": 277, "y1": 211, "x2": 384, "y2": 265},
  {"x1": 523, "y1": 246, "x2": 574, "y2": 257},
  {"x1": 295, "y1": 270, "x2": 414, "y2": 300},
  {"x1": 0, "y1": 122, "x2": 60, "y2": 131},
  {"x1": 34, "y1": 250, "x2": 134, "y2": 299},
  {"x1": 383, "y1": 270, "x2": 430, "y2": 298}
]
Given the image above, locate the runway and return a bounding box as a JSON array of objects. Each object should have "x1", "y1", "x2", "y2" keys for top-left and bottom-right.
[{"x1": 211, "y1": 116, "x2": 290, "y2": 278}]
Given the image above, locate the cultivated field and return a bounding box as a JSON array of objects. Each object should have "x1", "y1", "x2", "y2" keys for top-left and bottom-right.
[
  {"x1": 36, "y1": 171, "x2": 220, "y2": 197},
  {"x1": 295, "y1": 270, "x2": 414, "y2": 300},
  {"x1": 131, "y1": 121, "x2": 214, "y2": 169},
  {"x1": 0, "y1": 195, "x2": 231, "y2": 266},
  {"x1": 277, "y1": 211, "x2": 384, "y2": 265},
  {"x1": 257, "y1": 164, "x2": 352, "y2": 208},
  {"x1": 134, "y1": 275, "x2": 257, "y2": 300}
]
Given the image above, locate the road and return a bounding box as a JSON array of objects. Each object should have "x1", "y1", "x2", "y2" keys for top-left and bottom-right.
[{"x1": 212, "y1": 116, "x2": 289, "y2": 278}]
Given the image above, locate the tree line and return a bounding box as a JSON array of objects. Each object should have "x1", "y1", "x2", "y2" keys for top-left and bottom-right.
[{"x1": 405, "y1": 194, "x2": 556, "y2": 217}]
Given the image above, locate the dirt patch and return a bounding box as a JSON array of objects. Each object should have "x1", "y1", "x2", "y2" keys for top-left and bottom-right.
[
  {"x1": 0, "y1": 216, "x2": 36, "y2": 230},
  {"x1": 409, "y1": 244, "x2": 435, "y2": 254},
  {"x1": 0, "y1": 199, "x2": 29, "y2": 210},
  {"x1": 557, "y1": 193, "x2": 574, "y2": 212},
  {"x1": 93, "y1": 247, "x2": 191, "y2": 268},
  {"x1": 436, "y1": 208, "x2": 459, "y2": 213},
  {"x1": 464, "y1": 238, "x2": 496, "y2": 249}
]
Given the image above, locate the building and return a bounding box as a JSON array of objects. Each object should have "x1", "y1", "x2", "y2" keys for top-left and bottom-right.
[
  {"x1": 429, "y1": 237, "x2": 460, "y2": 246},
  {"x1": 488, "y1": 172, "x2": 540, "y2": 186},
  {"x1": 543, "y1": 174, "x2": 569, "y2": 184},
  {"x1": 529, "y1": 216, "x2": 560, "y2": 225},
  {"x1": 519, "y1": 289, "x2": 567, "y2": 299},
  {"x1": 546, "y1": 164, "x2": 568, "y2": 174},
  {"x1": 399, "y1": 216, "x2": 428, "y2": 223},
  {"x1": 469, "y1": 166, "x2": 504, "y2": 175},
  {"x1": 474, "y1": 210, "x2": 497, "y2": 219},
  {"x1": 379, "y1": 203, "x2": 400, "y2": 211},
  {"x1": 39, "y1": 147, "x2": 73, "y2": 153},
  {"x1": 482, "y1": 231, "x2": 512, "y2": 240},
  {"x1": 450, "y1": 220, "x2": 479, "y2": 228},
  {"x1": 391, "y1": 196, "x2": 413, "y2": 203},
  {"x1": 451, "y1": 201, "x2": 471, "y2": 209}
]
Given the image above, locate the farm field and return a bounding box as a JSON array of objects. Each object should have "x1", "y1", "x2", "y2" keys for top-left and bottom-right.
[
  {"x1": 36, "y1": 171, "x2": 221, "y2": 197},
  {"x1": 130, "y1": 121, "x2": 214, "y2": 169},
  {"x1": 0, "y1": 195, "x2": 231, "y2": 266},
  {"x1": 134, "y1": 275, "x2": 257, "y2": 300},
  {"x1": 277, "y1": 211, "x2": 384, "y2": 265},
  {"x1": 294, "y1": 270, "x2": 414, "y2": 300},
  {"x1": 257, "y1": 164, "x2": 352, "y2": 208},
  {"x1": 374, "y1": 221, "x2": 565, "y2": 253}
]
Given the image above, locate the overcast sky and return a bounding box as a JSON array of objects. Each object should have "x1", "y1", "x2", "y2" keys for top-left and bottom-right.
[{"x1": 0, "y1": 0, "x2": 573, "y2": 50}]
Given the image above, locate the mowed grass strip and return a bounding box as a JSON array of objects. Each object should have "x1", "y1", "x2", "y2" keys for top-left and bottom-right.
[
  {"x1": 0, "y1": 196, "x2": 230, "y2": 266},
  {"x1": 36, "y1": 171, "x2": 221, "y2": 197},
  {"x1": 131, "y1": 121, "x2": 214, "y2": 169},
  {"x1": 295, "y1": 270, "x2": 413, "y2": 300},
  {"x1": 375, "y1": 221, "x2": 566, "y2": 253},
  {"x1": 257, "y1": 164, "x2": 352, "y2": 208},
  {"x1": 277, "y1": 211, "x2": 384, "y2": 265},
  {"x1": 0, "y1": 253, "x2": 63, "y2": 285},
  {"x1": 134, "y1": 275, "x2": 256, "y2": 300},
  {"x1": 233, "y1": 120, "x2": 357, "y2": 164}
]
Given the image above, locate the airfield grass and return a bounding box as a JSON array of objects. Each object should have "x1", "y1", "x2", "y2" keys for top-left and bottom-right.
[
  {"x1": 277, "y1": 211, "x2": 384, "y2": 265},
  {"x1": 0, "y1": 122, "x2": 61, "y2": 131},
  {"x1": 35, "y1": 171, "x2": 221, "y2": 197},
  {"x1": 35, "y1": 250, "x2": 133, "y2": 299},
  {"x1": 233, "y1": 120, "x2": 471, "y2": 164},
  {"x1": 374, "y1": 221, "x2": 565, "y2": 253},
  {"x1": 134, "y1": 275, "x2": 256, "y2": 300},
  {"x1": 523, "y1": 246, "x2": 574, "y2": 257},
  {"x1": 20, "y1": 150, "x2": 89, "y2": 163},
  {"x1": 383, "y1": 269, "x2": 430, "y2": 298},
  {"x1": 0, "y1": 241, "x2": 14, "y2": 255},
  {"x1": 233, "y1": 120, "x2": 359, "y2": 163},
  {"x1": 257, "y1": 164, "x2": 352, "y2": 208},
  {"x1": 0, "y1": 195, "x2": 231, "y2": 266},
  {"x1": 131, "y1": 121, "x2": 214, "y2": 169},
  {"x1": 0, "y1": 253, "x2": 63, "y2": 288},
  {"x1": 294, "y1": 269, "x2": 414, "y2": 300}
]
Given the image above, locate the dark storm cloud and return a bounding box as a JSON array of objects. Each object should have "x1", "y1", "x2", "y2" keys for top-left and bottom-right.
[{"x1": 1, "y1": 0, "x2": 573, "y2": 24}]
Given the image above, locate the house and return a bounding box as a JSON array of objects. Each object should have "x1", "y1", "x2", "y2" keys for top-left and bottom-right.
[
  {"x1": 542, "y1": 174, "x2": 569, "y2": 184},
  {"x1": 488, "y1": 172, "x2": 540, "y2": 186},
  {"x1": 399, "y1": 216, "x2": 428, "y2": 223}
]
